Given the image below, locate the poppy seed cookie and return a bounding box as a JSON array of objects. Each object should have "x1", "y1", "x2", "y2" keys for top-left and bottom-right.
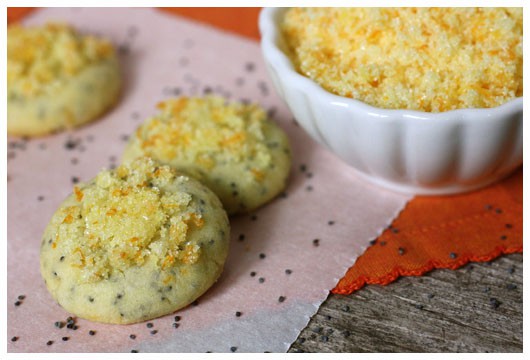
[
  {"x1": 122, "y1": 96, "x2": 291, "y2": 215},
  {"x1": 8, "y1": 23, "x2": 121, "y2": 137},
  {"x1": 40, "y1": 157, "x2": 230, "y2": 324}
]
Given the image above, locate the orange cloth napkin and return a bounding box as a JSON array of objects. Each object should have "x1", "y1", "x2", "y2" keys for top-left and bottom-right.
[
  {"x1": 9, "y1": 7, "x2": 523, "y2": 297},
  {"x1": 333, "y1": 167, "x2": 523, "y2": 294}
]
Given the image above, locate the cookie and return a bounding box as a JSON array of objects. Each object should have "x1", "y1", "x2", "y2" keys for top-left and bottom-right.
[
  {"x1": 8, "y1": 23, "x2": 121, "y2": 137},
  {"x1": 123, "y1": 96, "x2": 291, "y2": 215},
  {"x1": 40, "y1": 157, "x2": 230, "y2": 324}
]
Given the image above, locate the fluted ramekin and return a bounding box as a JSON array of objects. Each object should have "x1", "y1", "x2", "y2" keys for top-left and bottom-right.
[{"x1": 259, "y1": 8, "x2": 523, "y2": 195}]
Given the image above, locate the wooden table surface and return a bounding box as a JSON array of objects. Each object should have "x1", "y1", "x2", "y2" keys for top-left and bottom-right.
[
  {"x1": 8, "y1": 7, "x2": 523, "y2": 353},
  {"x1": 290, "y1": 253, "x2": 522, "y2": 353}
]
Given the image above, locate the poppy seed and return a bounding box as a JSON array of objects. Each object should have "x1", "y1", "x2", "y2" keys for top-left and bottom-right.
[
  {"x1": 55, "y1": 321, "x2": 64, "y2": 329},
  {"x1": 64, "y1": 139, "x2": 77, "y2": 150}
]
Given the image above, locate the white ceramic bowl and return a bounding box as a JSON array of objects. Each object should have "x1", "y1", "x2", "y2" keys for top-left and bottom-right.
[{"x1": 259, "y1": 8, "x2": 523, "y2": 195}]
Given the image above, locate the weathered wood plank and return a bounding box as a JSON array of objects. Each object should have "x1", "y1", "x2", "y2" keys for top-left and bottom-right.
[{"x1": 290, "y1": 253, "x2": 522, "y2": 353}]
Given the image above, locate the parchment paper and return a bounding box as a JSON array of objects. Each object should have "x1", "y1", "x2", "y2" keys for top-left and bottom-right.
[{"x1": 7, "y1": 8, "x2": 411, "y2": 353}]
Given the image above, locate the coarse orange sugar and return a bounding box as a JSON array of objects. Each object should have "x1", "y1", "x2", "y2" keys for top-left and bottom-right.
[
  {"x1": 281, "y1": 8, "x2": 522, "y2": 112},
  {"x1": 49, "y1": 158, "x2": 205, "y2": 283},
  {"x1": 136, "y1": 96, "x2": 273, "y2": 170},
  {"x1": 8, "y1": 22, "x2": 116, "y2": 99}
]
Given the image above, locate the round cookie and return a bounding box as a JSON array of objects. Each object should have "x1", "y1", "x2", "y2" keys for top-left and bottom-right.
[
  {"x1": 40, "y1": 157, "x2": 230, "y2": 324},
  {"x1": 8, "y1": 23, "x2": 121, "y2": 137},
  {"x1": 123, "y1": 96, "x2": 291, "y2": 215}
]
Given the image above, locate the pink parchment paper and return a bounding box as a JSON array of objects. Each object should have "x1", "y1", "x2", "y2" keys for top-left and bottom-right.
[{"x1": 7, "y1": 8, "x2": 411, "y2": 353}]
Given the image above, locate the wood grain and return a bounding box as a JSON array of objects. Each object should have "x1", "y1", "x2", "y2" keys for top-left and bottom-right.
[{"x1": 290, "y1": 253, "x2": 522, "y2": 352}]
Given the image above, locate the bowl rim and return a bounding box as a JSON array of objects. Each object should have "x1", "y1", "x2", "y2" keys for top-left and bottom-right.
[{"x1": 259, "y1": 7, "x2": 523, "y2": 124}]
